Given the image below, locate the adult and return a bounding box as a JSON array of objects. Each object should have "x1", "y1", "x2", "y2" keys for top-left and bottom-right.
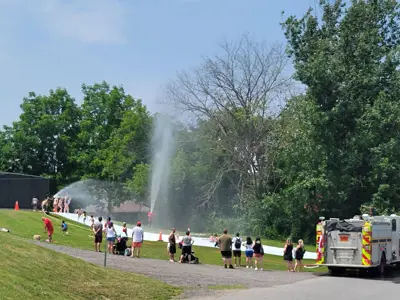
[
  {"x1": 122, "y1": 222, "x2": 128, "y2": 237},
  {"x1": 294, "y1": 239, "x2": 305, "y2": 272},
  {"x1": 283, "y1": 238, "x2": 294, "y2": 272},
  {"x1": 105, "y1": 221, "x2": 117, "y2": 254},
  {"x1": 232, "y1": 232, "x2": 242, "y2": 267},
  {"x1": 147, "y1": 211, "x2": 155, "y2": 227},
  {"x1": 93, "y1": 217, "x2": 103, "y2": 252},
  {"x1": 32, "y1": 197, "x2": 38, "y2": 211},
  {"x1": 65, "y1": 196, "x2": 71, "y2": 213},
  {"x1": 243, "y1": 236, "x2": 254, "y2": 268},
  {"x1": 131, "y1": 221, "x2": 144, "y2": 258},
  {"x1": 253, "y1": 237, "x2": 264, "y2": 271},
  {"x1": 179, "y1": 230, "x2": 194, "y2": 263},
  {"x1": 168, "y1": 227, "x2": 177, "y2": 262},
  {"x1": 42, "y1": 217, "x2": 54, "y2": 243},
  {"x1": 219, "y1": 228, "x2": 234, "y2": 269}
]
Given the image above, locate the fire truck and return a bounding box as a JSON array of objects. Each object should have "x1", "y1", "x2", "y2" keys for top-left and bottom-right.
[{"x1": 316, "y1": 214, "x2": 400, "y2": 274}]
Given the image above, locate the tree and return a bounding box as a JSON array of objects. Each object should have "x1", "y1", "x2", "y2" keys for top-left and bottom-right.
[
  {"x1": 1, "y1": 88, "x2": 81, "y2": 185},
  {"x1": 281, "y1": 0, "x2": 400, "y2": 224},
  {"x1": 166, "y1": 33, "x2": 293, "y2": 206}
]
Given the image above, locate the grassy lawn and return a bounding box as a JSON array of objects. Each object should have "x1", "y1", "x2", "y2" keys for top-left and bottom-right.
[
  {"x1": 0, "y1": 232, "x2": 180, "y2": 300},
  {"x1": 0, "y1": 210, "x2": 325, "y2": 272}
]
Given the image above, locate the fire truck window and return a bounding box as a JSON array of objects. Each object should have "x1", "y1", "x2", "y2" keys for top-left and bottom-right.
[{"x1": 392, "y1": 219, "x2": 396, "y2": 232}]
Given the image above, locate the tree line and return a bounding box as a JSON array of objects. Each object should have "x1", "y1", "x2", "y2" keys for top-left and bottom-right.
[{"x1": 1, "y1": 0, "x2": 399, "y2": 242}]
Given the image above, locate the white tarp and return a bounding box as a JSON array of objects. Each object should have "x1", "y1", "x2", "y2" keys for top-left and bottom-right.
[{"x1": 57, "y1": 212, "x2": 317, "y2": 259}]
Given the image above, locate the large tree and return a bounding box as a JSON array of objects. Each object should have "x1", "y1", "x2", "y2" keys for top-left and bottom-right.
[
  {"x1": 166, "y1": 33, "x2": 292, "y2": 207},
  {"x1": 282, "y1": 0, "x2": 400, "y2": 222}
]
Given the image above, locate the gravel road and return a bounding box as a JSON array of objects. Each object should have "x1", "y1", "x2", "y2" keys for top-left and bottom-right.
[{"x1": 31, "y1": 241, "x2": 316, "y2": 297}]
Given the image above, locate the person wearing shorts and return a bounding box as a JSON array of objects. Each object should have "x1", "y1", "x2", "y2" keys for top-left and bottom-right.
[
  {"x1": 42, "y1": 217, "x2": 54, "y2": 243},
  {"x1": 105, "y1": 221, "x2": 117, "y2": 254},
  {"x1": 168, "y1": 227, "x2": 177, "y2": 262},
  {"x1": 244, "y1": 236, "x2": 254, "y2": 268},
  {"x1": 93, "y1": 217, "x2": 103, "y2": 252},
  {"x1": 179, "y1": 230, "x2": 194, "y2": 263},
  {"x1": 218, "y1": 228, "x2": 234, "y2": 269},
  {"x1": 232, "y1": 233, "x2": 242, "y2": 267},
  {"x1": 131, "y1": 221, "x2": 144, "y2": 258}
]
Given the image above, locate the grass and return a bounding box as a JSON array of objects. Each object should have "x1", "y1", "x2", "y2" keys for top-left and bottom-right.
[
  {"x1": 208, "y1": 284, "x2": 246, "y2": 290},
  {"x1": 0, "y1": 232, "x2": 180, "y2": 300},
  {"x1": 0, "y1": 210, "x2": 326, "y2": 272}
]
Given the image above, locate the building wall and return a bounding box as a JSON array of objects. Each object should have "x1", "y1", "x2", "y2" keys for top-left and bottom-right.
[{"x1": 0, "y1": 177, "x2": 50, "y2": 209}]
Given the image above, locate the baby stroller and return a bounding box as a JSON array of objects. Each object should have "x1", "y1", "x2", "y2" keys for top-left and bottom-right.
[
  {"x1": 113, "y1": 235, "x2": 128, "y2": 255},
  {"x1": 182, "y1": 251, "x2": 200, "y2": 264}
]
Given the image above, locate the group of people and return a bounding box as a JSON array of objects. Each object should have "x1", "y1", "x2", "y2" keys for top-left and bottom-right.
[
  {"x1": 41, "y1": 217, "x2": 69, "y2": 243},
  {"x1": 38, "y1": 195, "x2": 72, "y2": 213},
  {"x1": 90, "y1": 216, "x2": 144, "y2": 259},
  {"x1": 208, "y1": 230, "x2": 306, "y2": 271}
]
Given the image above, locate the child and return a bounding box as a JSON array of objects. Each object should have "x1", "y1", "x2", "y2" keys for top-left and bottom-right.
[
  {"x1": 61, "y1": 220, "x2": 68, "y2": 235},
  {"x1": 83, "y1": 211, "x2": 87, "y2": 224},
  {"x1": 89, "y1": 215, "x2": 95, "y2": 235}
]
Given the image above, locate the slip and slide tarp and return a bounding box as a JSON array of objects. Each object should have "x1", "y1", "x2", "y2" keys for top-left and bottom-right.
[{"x1": 326, "y1": 220, "x2": 363, "y2": 233}]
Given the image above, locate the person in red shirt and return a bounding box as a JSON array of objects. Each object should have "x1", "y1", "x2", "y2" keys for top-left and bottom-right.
[
  {"x1": 42, "y1": 217, "x2": 54, "y2": 243},
  {"x1": 147, "y1": 211, "x2": 155, "y2": 227}
]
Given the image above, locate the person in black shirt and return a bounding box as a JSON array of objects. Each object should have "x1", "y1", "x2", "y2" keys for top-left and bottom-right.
[{"x1": 283, "y1": 238, "x2": 294, "y2": 272}]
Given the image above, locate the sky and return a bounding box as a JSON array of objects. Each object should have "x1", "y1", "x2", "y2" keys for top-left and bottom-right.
[{"x1": 0, "y1": 0, "x2": 318, "y2": 127}]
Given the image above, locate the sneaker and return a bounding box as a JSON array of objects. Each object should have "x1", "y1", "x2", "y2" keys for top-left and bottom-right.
[
  {"x1": 224, "y1": 264, "x2": 227, "y2": 269},
  {"x1": 229, "y1": 265, "x2": 234, "y2": 269},
  {"x1": 255, "y1": 267, "x2": 258, "y2": 271},
  {"x1": 260, "y1": 268, "x2": 263, "y2": 271},
  {"x1": 246, "y1": 266, "x2": 249, "y2": 269},
  {"x1": 234, "y1": 264, "x2": 237, "y2": 267}
]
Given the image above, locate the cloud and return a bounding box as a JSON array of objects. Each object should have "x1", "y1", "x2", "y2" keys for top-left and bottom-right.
[{"x1": 0, "y1": 0, "x2": 127, "y2": 44}]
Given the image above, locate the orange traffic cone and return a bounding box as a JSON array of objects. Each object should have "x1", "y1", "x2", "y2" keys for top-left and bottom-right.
[
  {"x1": 158, "y1": 231, "x2": 163, "y2": 242},
  {"x1": 14, "y1": 201, "x2": 19, "y2": 211}
]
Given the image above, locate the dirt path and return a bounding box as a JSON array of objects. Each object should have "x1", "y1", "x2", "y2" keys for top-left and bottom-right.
[{"x1": 32, "y1": 241, "x2": 316, "y2": 298}]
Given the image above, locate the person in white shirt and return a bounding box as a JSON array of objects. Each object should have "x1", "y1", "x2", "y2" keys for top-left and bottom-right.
[
  {"x1": 32, "y1": 197, "x2": 38, "y2": 211},
  {"x1": 131, "y1": 221, "x2": 144, "y2": 258}
]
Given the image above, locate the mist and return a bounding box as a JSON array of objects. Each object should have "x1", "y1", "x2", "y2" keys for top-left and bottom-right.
[{"x1": 149, "y1": 114, "x2": 177, "y2": 224}]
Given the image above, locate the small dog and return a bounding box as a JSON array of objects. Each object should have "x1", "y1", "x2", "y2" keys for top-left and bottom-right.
[{"x1": 33, "y1": 235, "x2": 41, "y2": 241}]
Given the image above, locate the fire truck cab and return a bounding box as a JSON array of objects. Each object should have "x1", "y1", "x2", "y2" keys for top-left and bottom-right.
[{"x1": 316, "y1": 214, "x2": 400, "y2": 274}]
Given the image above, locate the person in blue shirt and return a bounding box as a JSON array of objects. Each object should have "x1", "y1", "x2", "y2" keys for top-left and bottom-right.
[{"x1": 61, "y1": 220, "x2": 68, "y2": 235}]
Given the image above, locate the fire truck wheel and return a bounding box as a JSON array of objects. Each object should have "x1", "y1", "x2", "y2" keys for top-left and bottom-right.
[{"x1": 378, "y1": 253, "x2": 386, "y2": 276}]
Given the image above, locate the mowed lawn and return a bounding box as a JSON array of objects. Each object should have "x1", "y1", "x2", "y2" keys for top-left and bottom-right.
[
  {"x1": 0, "y1": 210, "x2": 325, "y2": 272},
  {"x1": 0, "y1": 233, "x2": 180, "y2": 300}
]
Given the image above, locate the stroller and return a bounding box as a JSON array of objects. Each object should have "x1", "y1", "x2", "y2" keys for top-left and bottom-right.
[{"x1": 113, "y1": 235, "x2": 128, "y2": 255}]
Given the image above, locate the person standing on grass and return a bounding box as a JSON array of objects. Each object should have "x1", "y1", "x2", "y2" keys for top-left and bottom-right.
[
  {"x1": 283, "y1": 238, "x2": 294, "y2": 272},
  {"x1": 219, "y1": 228, "x2": 234, "y2": 269},
  {"x1": 105, "y1": 221, "x2": 117, "y2": 254},
  {"x1": 179, "y1": 230, "x2": 194, "y2": 263},
  {"x1": 32, "y1": 197, "x2": 38, "y2": 211},
  {"x1": 168, "y1": 227, "x2": 177, "y2": 262},
  {"x1": 122, "y1": 222, "x2": 128, "y2": 237},
  {"x1": 42, "y1": 217, "x2": 54, "y2": 243},
  {"x1": 232, "y1": 232, "x2": 242, "y2": 267},
  {"x1": 243, "y1": 237, "x2": 254, "y2": 268},
  {"x1": 89, "y1": 215, "x2": 95, "y2": 237},
  {"x1": 93, "y1": 217, "x2": 103, "y2": 252},
  {"x1": 294, "y1": 239, "x2": 305, "y2": 272},
  {"x1": 252, "y1": 237, "x2": 264, "y2": 271},
  {"x1": 131, "y1": 221, "x2": 144, "y2": 258}
]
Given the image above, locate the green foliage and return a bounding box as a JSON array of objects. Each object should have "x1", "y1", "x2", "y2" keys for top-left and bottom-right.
[{"x1": 1, "y1": 1, "x2": 399, "y2": 242}]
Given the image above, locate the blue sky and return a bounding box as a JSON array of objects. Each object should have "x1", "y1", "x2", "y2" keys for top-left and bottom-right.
[{"x1": 0, "y1": 0, "x2": 316, "y2": 126}]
